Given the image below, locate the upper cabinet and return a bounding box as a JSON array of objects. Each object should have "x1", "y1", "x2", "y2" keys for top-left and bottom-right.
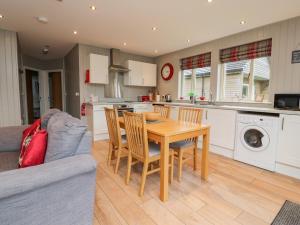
[
  {"x1": 124, "y1": 60, "x2": 157, "y2": 87},
  {"x1": 89, "y1": 54, "x2": 109, "y2": 84}
]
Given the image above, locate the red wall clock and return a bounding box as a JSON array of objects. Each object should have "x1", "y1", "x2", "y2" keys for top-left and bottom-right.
[{"x1": 161, "y1": 63, "x2": 174, "y2": 81}]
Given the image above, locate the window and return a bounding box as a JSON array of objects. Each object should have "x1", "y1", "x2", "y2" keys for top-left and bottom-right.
[
  {"x1": 219, "y1": 39, "x2": 272, "y2": 103},
  {"x1": 220, "y1": 57, "x2": 271, "y2": 102},
  {"x1": 180, "y1": 52, "x2": 211, "y2": 100}
]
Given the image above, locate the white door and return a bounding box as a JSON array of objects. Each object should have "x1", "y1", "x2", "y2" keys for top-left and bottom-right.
[
  {"x1": 277, "y1": 114, "x2": 300, "y2": 168},
  {"x1": 142, "y1": 63, "x2": 157, "y2": 87},
  {"x1": 126, "y1": 60, "x2": 144, "y2": 86}
]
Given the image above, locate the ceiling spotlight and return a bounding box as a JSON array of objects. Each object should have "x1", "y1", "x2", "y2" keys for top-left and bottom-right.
[
  {"x1": 0, "y1": 14, "x2": 3, "y2": 19},
  {"x1": 187, "y1": 39, "x2": 190, "y2": 43},
  {"x1": 152, "y1": 27, "x2": 157, "y2": 31},
  {"x1": 154, "y1": 50, "x2": 158, "y2": 53},
  {"x1": 240, "y1": 20, "x2": 246, "y2": 25},
  {"x1": 36, "y1": 16, "x2": 48, "y2": 24},
  {"x1": 90, "y1": 5, "x2": 96, "y2": 10},
  {"x1": 208, "y1": 0, "x2": 213, "y2": 3},
  {"x1": 73, "y1": 30, "x2": 78, "y2": 35},
  {"x1": 123, "y1": 42, "x2": 127, "y2": 46},
  {"x1": 42, "y1": 45, "x2": 50, "y2": 55}
]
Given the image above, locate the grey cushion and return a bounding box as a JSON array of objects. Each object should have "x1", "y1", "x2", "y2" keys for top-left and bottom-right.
[
  {"x1": 148, "y1": 142, "x2": 160, "y2": 157},
  {"x1": 45, "y1": 112, "x2": 87, "y2": 163},
  {"x1": 75, "y1": 131, "x2": 92, "y2": 155},
  {"x1": 41, "y1": 108, "x2": 61, "y2": 130},
  {"x1": 0, "y1": 125, "x2": 28, "y2": 152},
  {"x1": 170, "y1": 140, "x2": 193, "y2": 149},
  {"x1": 0, "y1": 152, "x2": 19, "y2": 172}
]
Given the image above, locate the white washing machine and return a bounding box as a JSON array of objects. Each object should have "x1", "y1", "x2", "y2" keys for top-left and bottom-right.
[{"x1": 234, "y1": 113, "x2": 280, "y2": 171}]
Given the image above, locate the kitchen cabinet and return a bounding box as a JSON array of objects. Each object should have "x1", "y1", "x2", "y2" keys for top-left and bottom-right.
[
  {"x1": 89, "y1": 54, "x2": 109, "y2": 84},
  {"x1": 86, "y1": 104, "x2": 113, "y2": 141},
  {"x1": 169, "y1": 105, "x2": 179, "y2": 120},
  {"x1": 132, "y1": 103, "x2": 153, "y2": 112},
  {"x1": 277, "y1": 114, "x2": 300, "y2": 168},
  {"x1": 124, "y1": 60, "x2": 157, "y2": 87},
  {"x1": 201, "y1": 108, "x2": 236, "y2": 150}
]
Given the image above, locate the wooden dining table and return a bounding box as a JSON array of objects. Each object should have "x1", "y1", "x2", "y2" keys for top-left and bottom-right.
[{"x1": 119, "y1": 117, "x2": 210, "y2": 202}]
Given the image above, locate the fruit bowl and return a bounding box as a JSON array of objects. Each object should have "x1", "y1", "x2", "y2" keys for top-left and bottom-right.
[{"x1": 144, "y1": 112, "x2": 161, "y2": 121}]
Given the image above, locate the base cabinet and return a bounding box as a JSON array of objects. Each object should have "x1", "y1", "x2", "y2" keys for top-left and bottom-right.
[
  {"x1": 132, "y1": 103, "x2": 153, "y2": 112},
  {"x1": 277, "y1": 114, "x2": 300, "y2": 173}
]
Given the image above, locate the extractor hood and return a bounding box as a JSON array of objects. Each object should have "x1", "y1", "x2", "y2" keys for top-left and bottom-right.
[{"x1": 109, "y1": 48, "x2": 130, "y2": 72}]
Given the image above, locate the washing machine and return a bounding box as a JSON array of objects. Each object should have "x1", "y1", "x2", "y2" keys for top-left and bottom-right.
[{"x1": 234, "y1": 113, "x2": 280, "y2": 171}]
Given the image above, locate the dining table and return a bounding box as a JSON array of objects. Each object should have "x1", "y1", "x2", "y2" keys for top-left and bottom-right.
[{"x1": 119, "y1": 117, "x2": 210, "y2": 202}]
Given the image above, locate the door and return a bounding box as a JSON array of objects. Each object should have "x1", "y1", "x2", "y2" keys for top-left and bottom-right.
[
  {"x1": 126, "y1": 60, "x2": 144, "y2": 86},
  {"x1": 89, "y1": 54, "x2": 109, "y2": 84},
  {"x1": 48, "y1": 72, "x2": 63, "y2": 110},
  {"x1": 277, "y1": 114, "x2": 300, "y2": 168},
  {"x1": 142, "y1": 63, "x2": 157, "y2": 86},
  {"x1": 26, "y1": 69, "x2": 40, "y2": 124}
]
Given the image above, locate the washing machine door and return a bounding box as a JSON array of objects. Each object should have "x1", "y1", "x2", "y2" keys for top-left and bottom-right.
[{"x1": 240, "y1": 125, "x2": 270, "y2": 152}]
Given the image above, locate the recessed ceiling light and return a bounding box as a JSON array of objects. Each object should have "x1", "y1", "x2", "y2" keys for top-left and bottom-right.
[
  {"x1": 152, "y1": 27, "x2": 157, "y2": 31},
  {"x1": 0, "y1": 14, "x2": 3, "y2": 19},
  {"x1": 73, "y1": 30, "x2": 78, "y2": 35},
  {"x1": 187, "y1": 39, "x2": 190, "y2": 43},
  {"x1": 123, "y1": 42, "x2": 127, "y2": 46},
  {"x1": 240, "y1": 20, "x2": 246, "y2": 25},
  {"x1": 154, "y1": 50, "x2": 158, "y2": 53},
  {"x1": 36, "y1": 16, "x2": 48, "y2": 24},
  {"x1": 208, "y1": 0, "x2": 213, "y2": 3},
  {"x1": 90, "y1": 5, "x2": 96, "y2": 10}
]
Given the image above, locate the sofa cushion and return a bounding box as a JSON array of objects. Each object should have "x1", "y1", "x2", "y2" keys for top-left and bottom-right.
[
  {"x1": 45, "y1": 112, "x2": 87, "y2": 163},
  {"x1": 41, "y1": 108, "x2": 61, "y2": 130},
  {"x1": 0, "y1": 152, "x2": 19, "y2": 172},
  {"x1": 0, "y1": 125, "x2": 29, "y2": 152}
]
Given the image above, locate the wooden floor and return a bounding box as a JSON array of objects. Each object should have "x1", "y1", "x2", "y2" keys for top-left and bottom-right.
[{"x1": 92, "y1": 141, "x2": 300, "y2": 225}]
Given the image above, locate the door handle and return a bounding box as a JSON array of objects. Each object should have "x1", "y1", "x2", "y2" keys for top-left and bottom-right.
[
  {"x1": 281, "y1": 117, "x2": 285, "y2": 130},
  {"x1": 205, "y1": 111, "x2": 208, "y2": 120}
]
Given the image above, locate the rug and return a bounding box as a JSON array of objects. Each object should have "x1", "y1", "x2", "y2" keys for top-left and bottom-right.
[{"x1": 271, "y1": 200, "x2": 300, "y2": 225}]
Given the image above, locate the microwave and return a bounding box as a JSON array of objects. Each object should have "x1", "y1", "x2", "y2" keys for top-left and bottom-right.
[{"x1": 274, "y1": 94, "x2": 300, "y2": 110}]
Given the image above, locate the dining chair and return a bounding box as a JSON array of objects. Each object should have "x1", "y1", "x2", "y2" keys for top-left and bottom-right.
[
  {"x1": 170, "y1": 107, "x2": 203, "y2": 181},
  {"x1": 153, "y1": 105, "x2": 171, "y2": 119},
  {"x1": 123, "y1": 111, "x2": 174, "y2": 196},
  {"x1": 104, "y1": 107, "x2": 128, "y2": 174}
]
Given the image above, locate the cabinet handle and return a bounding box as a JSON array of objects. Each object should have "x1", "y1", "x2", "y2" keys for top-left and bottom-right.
[
  {"x1": 281, "y1": 117, "x2": 285, "y2": 130},
  {"x1": 205, "y1": 111, "x2": 208, "y2": 120}
]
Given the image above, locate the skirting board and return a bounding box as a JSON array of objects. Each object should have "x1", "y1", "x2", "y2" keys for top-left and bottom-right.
[
  {"x1": 276, "y1": 162, "x2": 300, "y2": 180},
  {"x1": 93, "y1": 133, "x2": 109, "y2": 142}
]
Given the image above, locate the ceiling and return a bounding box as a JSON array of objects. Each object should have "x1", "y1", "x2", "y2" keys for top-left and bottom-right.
[{"x1": 0, "y1": 0, "x2": 300, "y2": 60}]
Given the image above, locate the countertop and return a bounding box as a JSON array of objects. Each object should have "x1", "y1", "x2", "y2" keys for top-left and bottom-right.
[{"x1": 87, "y1": 101, "x2": 300, "y2": 116}]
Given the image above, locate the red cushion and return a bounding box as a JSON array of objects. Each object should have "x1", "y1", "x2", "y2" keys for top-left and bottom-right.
[
  {"x1": 20, "y1": 119, "x2": 41, "y2": 158},
  {"x1": 19, "y1": 129, "x2": 48, "y2": 168}
]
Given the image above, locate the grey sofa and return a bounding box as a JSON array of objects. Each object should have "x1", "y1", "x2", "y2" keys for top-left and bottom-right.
[{"x1": 0, "y1": 111, "x2": 97, "y2": 225}]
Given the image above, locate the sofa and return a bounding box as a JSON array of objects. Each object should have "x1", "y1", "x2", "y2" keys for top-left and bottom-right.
[{"x1": 0, "y1": 110, "x2": 97, "y2": 225}]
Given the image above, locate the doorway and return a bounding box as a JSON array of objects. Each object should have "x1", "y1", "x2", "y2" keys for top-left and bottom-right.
[
  {"x1": 48, "y1": 71, "x2": 63, "y2": 110},
  {"x1": 25, "y1": 69, "x2": 40, "y2": 124}
]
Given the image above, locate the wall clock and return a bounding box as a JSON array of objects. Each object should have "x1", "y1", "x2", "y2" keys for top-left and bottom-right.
[{"x1": 161, "y1": 63, "x2": 174, "y2": 81}]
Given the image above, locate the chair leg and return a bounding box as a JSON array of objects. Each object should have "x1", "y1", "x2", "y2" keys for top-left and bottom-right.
[
  {"x1": 125, "y1": 154, "x2": 132, "y2": 185},
  {"x1": 107, "y1": 143, "x2": 113, "y2": 166},
  {"x1": 178, "y1": 150, "x2": 183, "y2": 182},
  {"x1": 169, "y1": 153, "x2": 174, "y2": 184},
  {"x1": 139, "y1": 162, "x2": 148, "y2": 196},
  {"x1": 114, "y1": 147, "x2": 122, "y2": 174},
  {"x1": 193, "y1": 146, "x2": 198, "y2": 171}
]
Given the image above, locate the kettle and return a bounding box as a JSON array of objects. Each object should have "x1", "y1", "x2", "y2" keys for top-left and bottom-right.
[{"x1": 165, "y1": 94, "x2": 172, "y2": 102}]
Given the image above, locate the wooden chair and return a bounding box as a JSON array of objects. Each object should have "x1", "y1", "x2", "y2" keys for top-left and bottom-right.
[
  {"x1": 153, "y1": 105, "x2": 171, "y2": 119},
  {"x1": 170, "y1": 107, "x2": 203, "y2": 181},
  {"x1": 104, "y1": 107, "x2": 128, "y2": 174},
  {"x1": 123, "y1": 112, "x2": 174, "y2": 196}
]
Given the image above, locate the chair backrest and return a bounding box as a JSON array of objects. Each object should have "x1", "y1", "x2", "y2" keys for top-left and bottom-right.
[
  {"x1": 153, "y1": 105, "x2": 171, "y2": 119},
  {"x1": 104, "y1": 107, "x2": 122, "y2": 148},
  {"x1": 178, "y1": 107, "x2": 203, "y2": 124},
  {"x1": 123, "y1": 112, "x2": 148, "y2": 161}
]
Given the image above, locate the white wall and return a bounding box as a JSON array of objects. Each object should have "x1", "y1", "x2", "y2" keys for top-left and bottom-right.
[
  {"x1": 0, "y1": 29, "x2": 21, "y2": 126},
  {"x1": 155, "y1": 16, "x2": 300, "y2": 105}
]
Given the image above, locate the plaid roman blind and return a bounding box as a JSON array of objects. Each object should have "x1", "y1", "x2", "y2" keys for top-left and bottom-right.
[
  {"x1": 180, "y1": 52, "x2": 211, "y2": 70},
  {"x1": 220, "y1": 38, "x2": 272, "y2": 63}
]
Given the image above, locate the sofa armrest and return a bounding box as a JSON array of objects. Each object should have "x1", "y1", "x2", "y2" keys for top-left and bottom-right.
[
  {"x1": 0, "y1": 154, "x2": 97, "y2": 225},
  {"x1": 0, "y1": 125, "x2": 29, "y2": 152},
  {"x1": 0, "y1": 154, "x2": 96, "y2": 199}
]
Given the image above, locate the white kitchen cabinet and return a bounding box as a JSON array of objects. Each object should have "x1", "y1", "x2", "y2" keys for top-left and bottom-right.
[
  {"x1": 169, "y1": 105, "x2": 179, "y2": 120},
  {"x1": 132, "y1": 103, "x2": 153, "y2": 112},
  {"x1": 201, "y1": 108, "x2": 236, "y2": 150},
  {"x1": 124, "y1": 60, "x2": 157, "y2": 87},
  {"x1": 86, "y1": 104, "x2": 113, "y2": 141},
  {"x1": 277, "y1": 114, "x2": 300, "y2": 168},
  {"x1": 89, "y1": 54, "x2": 109, "y2": 84}
]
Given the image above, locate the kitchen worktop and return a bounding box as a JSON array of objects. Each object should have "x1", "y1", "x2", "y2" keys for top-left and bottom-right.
[{"x1": 86, "y1": 101, "x2": 300, "y2": 116}]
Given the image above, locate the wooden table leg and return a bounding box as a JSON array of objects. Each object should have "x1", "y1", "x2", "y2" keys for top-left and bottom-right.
[
  {"x1": 160, "y1": 136, "x2": 169, "y2": 202},
  {"x1": 201, "y1": 128, "x2": 210, "y2": 180}
]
